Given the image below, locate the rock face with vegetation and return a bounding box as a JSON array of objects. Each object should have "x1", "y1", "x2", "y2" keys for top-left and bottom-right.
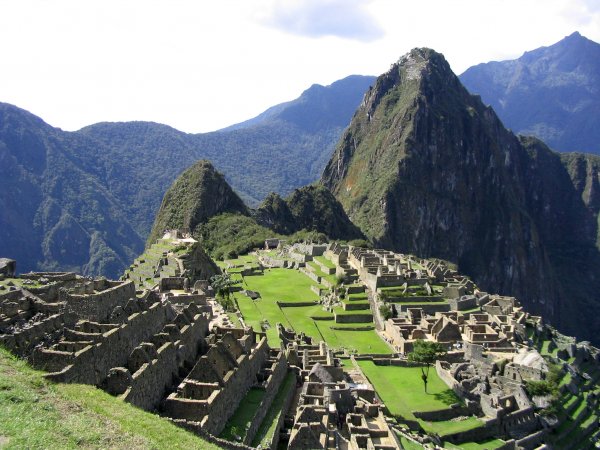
[
  {"x1": 148, "y1": 161, "x2": 362, "y2": 260},
  {"x1": 255, "y1": 185, "x2": 364, "y2": 240},
  {"x1": 560, "y1": 152, "x2": 600, "y2": 247},
  {"x1": 147, "y1": 160, "x2": 248, "y2": 245},
  {"x1": 322, "y1": 48, "x2": 600, "y2": 343},
  {"x1": 0, "y1": 76, "x2": 374, "y2": 278},
  {"x1": 460, "y1": 32, "x2": 600, "y2": 154}
]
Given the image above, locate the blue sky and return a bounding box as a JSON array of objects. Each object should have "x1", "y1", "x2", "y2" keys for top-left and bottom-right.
[{"x1": 0, "y1": 0, "x2": 598, "y2": 133}]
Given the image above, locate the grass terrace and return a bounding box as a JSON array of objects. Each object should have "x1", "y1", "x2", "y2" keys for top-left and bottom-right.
[
  {"x1": 305, "y1": 261, "x2": 338, "y2": 286},
  {"x1": 126, "y1": 239, "x2": 184, "y2": 290},
  {"x1": 313, "y1": 255, "x2": 336, "y2": 270},
  {"x1": 233, "y1": 268, "x2": 391, "y2": 354},
  {"x1": 0, "y1": 347, "x2": 219, "y2": 449},
  {"x1": 444, "y1": 438, "x2": 506, "y2": 449},
  {"x1": 220, "y1": 388, "x2": 265, "y2": 441},
  {"x1": 357, "y1": 361, "x2": 484, "y2": 436},
  {"x1": 251, "y1": 372, "x2": 296, "y2": 448},
  {"x1": 216, "y1": 253, "x2": 260, "y2": 270}
]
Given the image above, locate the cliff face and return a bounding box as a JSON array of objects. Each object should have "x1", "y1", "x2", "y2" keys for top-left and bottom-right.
[
  {"x1": 147, "y1": 160, "x2": 248, "y2": 245},
  {"x1": 560, "y1": 152, "x2": 600, "y2": 247},
  {"x1": 322, "y1": 48, "x2": 600, "y2": 342}
]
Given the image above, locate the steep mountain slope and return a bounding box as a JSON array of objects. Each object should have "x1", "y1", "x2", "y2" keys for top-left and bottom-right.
[
  {"x1": 0, "y1": 105, "x2": 143, "y2": 278},
  {"x1": 560, "y1": 152, "x2": 600, "y2": 246},
  {"x1": 322, "y1": 48, "x2": 600, "y2": 342},
  {"x1": 460, "y1": 32, "x2": 600, "y2": 154},
  {"x1": 0, "y1": 75, "x2": 374, "y2": 277},
  {"x1": 147, "y1": 160, "x2": 248, "y2": 245},
  {"x1": 254, "y1": 185, "x2": 364, "y2": 240},
  {"x1": 149, "y1": 161, "x2": 361, "y2": 259}
]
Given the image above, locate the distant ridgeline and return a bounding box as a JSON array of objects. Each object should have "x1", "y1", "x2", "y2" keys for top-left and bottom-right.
[
  {"x1": 1, "y1": 235, "x2": 600, "y2": 449},
  {"x1": 460, "y1": 32, "x2": 600, "y2": 155},
  {"x1": 0, "y1": 75, "x2": 375, "y2": 279}
]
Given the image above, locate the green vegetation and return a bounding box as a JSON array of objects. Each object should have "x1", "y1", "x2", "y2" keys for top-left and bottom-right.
[
  {"x1": 220, "y1": 388, "x2": 266, "y2": 441},
  {"x1": 408, "y1": 340, "x2": 448, "y2": 392},
  {"x1": 232, "y1": 268, "x2": 390, "y2": 353},
  {"x1": 0, "y1": 347, "x2": 219, "y2": 449},
  {"x1": 443, "y1": 438, "x2": 505, "y2": 449},
  {"x1": 252, "y1": 372, "x2": 296, "y2": 448},
  {"x1": 210, "y1": 273, "x2": 242, "y2": 310},
  {"x1": 198, "y1": 213, "x2": 279, "y2": 260},
  {"x1": 357, "y1": 362, "x2": 483, "y2": 436},
  {"x1": 313, "y1": 255, "x2": 336, "y2": 270},
  {"x1": 379, "y1": 303, "x2": 392, "y2": 320}
]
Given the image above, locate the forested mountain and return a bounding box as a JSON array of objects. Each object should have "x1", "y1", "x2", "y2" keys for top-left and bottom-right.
[
  {"x1": 148, "y1": 160, "x2": 362, "y2": 260},
  {"x1": 0, "y1": 75, "x2": 374, "y2": 277},
  {"x1": 460, "y1": 32, "x2": 600, "y2": 154},
  {"x1": 322, "y1": 48, "x2": 600, "y2": 343}
]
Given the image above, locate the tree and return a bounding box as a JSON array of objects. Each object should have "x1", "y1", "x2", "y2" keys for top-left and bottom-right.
[
  {"x1": 210, "y1": 273, "x2": 241, "y2": 309},
  {"x1": 408, "y1": 340, "x2": 447, "y2": 392}
]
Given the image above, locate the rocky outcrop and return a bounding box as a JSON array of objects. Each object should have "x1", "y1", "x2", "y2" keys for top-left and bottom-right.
[
  {"x1": 322, "y1": 48, "x2": 600, "y2": 343},
  {"x1": 255, "y1": 186, "x2": 364, "y2": 240}
]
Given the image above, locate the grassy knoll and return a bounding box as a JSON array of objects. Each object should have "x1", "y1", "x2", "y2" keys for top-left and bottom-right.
[
  {"x1": 220, "y1": 388, "x2": 265, "y2": 441},
  {"x1": 357, "y1": 361, "x2": 483, "y2": 436},
  {"x1": 0, "y1": 347, "x2": 219, "y2": 450}
]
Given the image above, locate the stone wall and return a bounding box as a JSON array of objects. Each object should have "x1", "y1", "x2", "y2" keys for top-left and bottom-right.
[
  {"x1": 299, "y1": 267, "x2": 321, "y2": 284},
  {"x1": 243, "y1": 353, "x2": 288, "y2": 445},
  {"x1": 268, "y1": 373, "x2": 297, "y2": 450},
  {"x1": 164, "y1": 333, "x2": 271, "y2": 437},
  {"x1": 59, "y1": 280, "x2": 135, "y2": 322},
  {"x1": 334, "y1": 312, "x2": 373, "y2": 323},
  {"x1": 40, "y1": 301, "x2": 170, "y2": 385},
  {"x1": 202, "y1": 337, "x2": 270, "y2": 436},
  {"x1": 0, "y1": 313, "x2": 69, "y2": 355},
  {"x1": 122, "y1": 308, "x2": 210, "y2": 410},
  {"x1": 160, "y1": 277, "x2": 186, "y2": 291}
]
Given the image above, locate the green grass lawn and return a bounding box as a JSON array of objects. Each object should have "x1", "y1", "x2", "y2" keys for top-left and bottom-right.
[
  {"x1": 357, "y1": 361, "x2": 483, "y2": 436},
  {"x1": 347, "y1": 293, "x2": 369, "y2": 301},
  {"x1": 217, "y1": 253, "x2": 259, "y2": 269},
  {"x1": 398, "y1": 435, "x2": 424, "y2": 449},
  {"x1": 234, "y1": 269, "x2": 391, "y2": 354},
  {"x1": 0, "y1": 347, "x2": 219, "y2": 449},
  {"x1": 220, "y1": 388, "x2": 265, "y2": 441},
  {"x1": 239, "y1": 268, "x2": 320, "y2": 303},
  {"x1": 357, "y1": 362, "x2": 461, "y2": 416}
]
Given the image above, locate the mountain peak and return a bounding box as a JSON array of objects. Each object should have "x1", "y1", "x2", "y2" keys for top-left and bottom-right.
[
  {"x1": 147, "y1": 160, "x2": 248, "y2": 245},
  {"x1": 460, "y1": 32, "x2": 600, "y2": 154}
]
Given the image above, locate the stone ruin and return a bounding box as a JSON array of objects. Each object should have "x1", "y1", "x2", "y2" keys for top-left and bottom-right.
[{"x1": 279, "y1": 326, "x2": 401, "y2": 449}]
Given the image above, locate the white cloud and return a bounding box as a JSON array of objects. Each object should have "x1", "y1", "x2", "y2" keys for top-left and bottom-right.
[
  {"x1": 0, "y1": 0, "x2": 598, "y2": 133},
  {"x1": 260, "y1": 0, "x2": 384, "y2": 42}
]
